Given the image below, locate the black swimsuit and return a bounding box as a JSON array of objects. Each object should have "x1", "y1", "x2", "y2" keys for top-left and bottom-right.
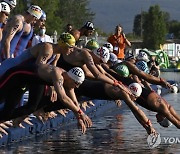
[
  {"x1": 57, "y1": 55, "x2": 75, "y2": 71},
  {"x1": 0, "y1": 64, "x2": 48, "y2": 121},
  {"x1": 75, "y1": 80, "x2": 111, "y2": 100},
  {"x1": 106, "y1": 70, "x2": 154, "y2": 110}
]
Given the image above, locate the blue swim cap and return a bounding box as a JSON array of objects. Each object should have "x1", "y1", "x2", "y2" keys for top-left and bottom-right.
[
  {"x1": 136, "y1": 61, "x2": 149, "y2": 73},
  {"x1": 40, "y1": 10, "x2": 46, "y2": 20}
]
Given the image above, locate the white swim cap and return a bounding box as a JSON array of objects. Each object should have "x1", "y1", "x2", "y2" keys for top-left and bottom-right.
[
  {"x1": 137, "y1": 51, "x2": 149, "y2": 62},
  {"x1": 27, "y1": 5, "x2": 42, "y2": 20},
  {"x1": 1, "y1": 2, "x2": 11, "y2": 13},
  {"x1": 67, "y1": 67, "x2": 85, "y2": 84},
  {"x1": 128, "y1": 83, "x2": 142, "y2": 97},
  {"x1": 3, "y1": 0, "x2": 16, "y2": 8},
  {"x1": 103, "y1": 42, "x2": 113, "y2": 52},
  {"x1": 114, "y1": 59, "x2": 123, "y2": 65},
  {"x1": 171, "y1": 85, "x2": 178, "y2": 93},
  {"x1": 93, "y1": 46, "x2": 110, "y2": 63},
  {"x1": 109, "y1": 53, "x2": 117, "y2": 63},
  {"x1": 159, "y1": 117, "x2": 172, "y2": 127}
]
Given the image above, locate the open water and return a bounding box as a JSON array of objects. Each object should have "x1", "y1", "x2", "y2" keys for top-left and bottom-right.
[{"x1": 0, "y1": 74, "x2": 180, "y2": 154}]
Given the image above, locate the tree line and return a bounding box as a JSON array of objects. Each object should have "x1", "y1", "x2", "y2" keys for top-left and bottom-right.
[
  {"x1": 11, "y1": 0, "x2": 94, "y2": 35},
  {"x1": 10, "y1": 1, "x2": 180, "y2": 50},
  {"x1": 133, "y1": 5, "x2": 180, "y2": 50}
]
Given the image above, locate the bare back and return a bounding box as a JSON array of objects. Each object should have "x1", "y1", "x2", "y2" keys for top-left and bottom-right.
[{"x1": 62, "y1": 47, "x2": 87, "y2": 66}]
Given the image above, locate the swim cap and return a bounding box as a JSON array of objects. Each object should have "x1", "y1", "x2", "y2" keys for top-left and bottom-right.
[
  {"x1": 85, "y1": 39, "x2": 99, "y2": 50},
  {"x1": 156, "y1": 114, "x2": 172, "y2": 127},
  {"x1": 1, "y1": 2, "x2": 10, "y2": 13},
  {"x1": 58, "y1": 32, "x2": 76, "y2": 47},
  {"x1": 3, "y1": 0, "x2": 16, "y2": 8},
  {"x1": 109, "y1": 53, "x2": 117, "y2": 63},
  {"x1": 128, "y1": 83, "x2": 142, "y2": 97},
  {"x1": 114, "y1": 64, "x2": 129, "y2": 77},
  {"x1": 27, "y1": 5, "x2": 42, "y2": 20},
  {"x1": 40, "y1": 10, "x2": 46, "y2": 20},
  {"x1": 114, "y1": 59, "x2": 123, "y2": 65},
  {"x1": 125, "y1": 53, "x2": 135, "y2": 61},
  {"x1": 83, "y1": 21, "x2": 95, "y2": 30},
  {"x1": 171, "y1": 85, "x2": 178, "y2": 93},
  {"x1": 137, "y1": 51, "x2": 149, "y2": 62},
  {"x1": 93, "y1": 46, "x2": 110, "y2": 63},
  {"x1": 136, "y1": 61, "x2": 149, "y2": 73},
  {"x1": 103, "y1": 42, "x2": 113, "y2": 52},
  {"x1": 67, "y1": 67, "x2": 85, "y2": 84}
]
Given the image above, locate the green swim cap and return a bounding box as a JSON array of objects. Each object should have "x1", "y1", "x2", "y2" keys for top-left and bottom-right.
[
  {"x1": 114, "y1": 64, "x2": 129, "y2": 77},
  {"x1": 85, "y1": 39, "x2": 99, "y2": 50}
]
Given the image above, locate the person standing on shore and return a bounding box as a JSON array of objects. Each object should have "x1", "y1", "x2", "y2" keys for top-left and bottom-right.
[{"x1": 107, "y1": 24, "x2": 131, "y2": 60}]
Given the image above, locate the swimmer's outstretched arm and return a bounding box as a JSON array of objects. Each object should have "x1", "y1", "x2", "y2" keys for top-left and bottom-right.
[
  {"x1": 51, "y1": 69, "x2": 92, "y2": 133},
  {"x1": 120, "y1": 91, "x2": 157, "y2": 135},
  {"x1": 125, "y1": 61, "x2": 172, "y2": 89}
]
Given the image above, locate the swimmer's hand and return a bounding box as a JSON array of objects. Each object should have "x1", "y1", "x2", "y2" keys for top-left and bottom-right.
[
  {"x1": 49, "y1": 86, "x2": 58, "y2": 102},
  {"x1": 75, "y1": 109, "x2": 92, "y2": 134},
  {"x1": 81, "y1": 100, "x2": 95, "y2": 111},
  {"x1": 160, "y1": 78, "x2": 172, "y2": 89},
  {"x1": 144, "y1": 119, "x2": 157, "y2": 135},
  {"x1": 77, "y1": 118, "x2": 86, "y2": 134},
  {"x1": 147, "y1": 126, "x2": 157, "y2": 135},
  {"x1": 115, "y1": 99, "x2": 122, "y2": 107}
]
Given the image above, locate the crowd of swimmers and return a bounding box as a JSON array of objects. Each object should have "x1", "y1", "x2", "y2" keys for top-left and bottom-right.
[{"x1": 0, "y1": 0, "x2": 179, "y2": 140}]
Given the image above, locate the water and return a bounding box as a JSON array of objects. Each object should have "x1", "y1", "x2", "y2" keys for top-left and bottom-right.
[{"x1": 0, "y1": 92, "x2": 179, "y2": 154}]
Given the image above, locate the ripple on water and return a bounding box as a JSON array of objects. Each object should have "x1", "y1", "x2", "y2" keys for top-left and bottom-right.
[{"x1": 1, "y1": 93, "x2": 180, "y2": 153}]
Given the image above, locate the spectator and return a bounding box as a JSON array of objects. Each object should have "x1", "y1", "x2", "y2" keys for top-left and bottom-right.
[
  {"x1": 65, "y1": 23, "x2": 73, "y2": 33},
  {"x1": 32, "y1": 25, "x2": 53, "y2": 46},
  {"x1": 107, "y1": 24, "x2": 131, "y2": 60},
  {"x1": 70, "y1": 21, "x2": 95, "y2": 41},
  {"x1": 148, "y1": 55, "x2": 160, "y2": 77}
]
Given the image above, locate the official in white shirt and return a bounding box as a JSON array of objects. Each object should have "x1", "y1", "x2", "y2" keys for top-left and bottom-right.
[{"x1": 32, "y1": 25, "x2": 53, "y2": 46}]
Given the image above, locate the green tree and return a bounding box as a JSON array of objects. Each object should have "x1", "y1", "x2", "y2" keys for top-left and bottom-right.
[
  {"x1": 9, "y1": 0, "x2": 95, "y2": 36},
  {"x1": 143, "y1": 5, "x2": 167, "y2": 50},
  {"x1": 10, "y1": 0, "x2": 27, "y2": 16},
  {"x1": 133, "y1": 14, "x2": 142, "y2": 36},
  {"x1": 133, "y1": 12, "x2": 147, "y2": 37},
  {"x1": 168, "y1": 20, "x2": 180, "y2": 39},
  {"x1": 57, "y1": 0, "x2": 94, "y2": 31},
  {"x1": 31, "y1": 0, "x2": 63, "y2": 35}
]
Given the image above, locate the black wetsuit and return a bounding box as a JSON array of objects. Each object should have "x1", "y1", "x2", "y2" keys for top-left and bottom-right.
[
  {"x1": 0, "y1": 64, "x2": 75, "y2": 121},
  {"x1": 75, "y1": 80, "x2": 111, "y2": 100},
  {"x1": 56, "y1": 55, "x2": 154, "y2": 111},
  {"x1": 57, "y1": 55, "x2": 75, "y2": 71},
  {"x1": 37, "y1": 80, "x2": 111, "y2": 113},
  {"x1": 103, "y1": 68, "x2": 154, "y2": 110},
  {"x1": 0, "y1": 65, "x2": 47, "y2": 121}
]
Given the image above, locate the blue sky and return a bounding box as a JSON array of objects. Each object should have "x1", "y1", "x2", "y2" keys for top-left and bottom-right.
[{"x1": 88, "y1": 0, "x2": 180, "y2": 33}]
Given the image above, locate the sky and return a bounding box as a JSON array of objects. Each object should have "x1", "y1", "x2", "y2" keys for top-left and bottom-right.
[{"x1": 88, "y1": 0, "x2": 180, "y2": 33}]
